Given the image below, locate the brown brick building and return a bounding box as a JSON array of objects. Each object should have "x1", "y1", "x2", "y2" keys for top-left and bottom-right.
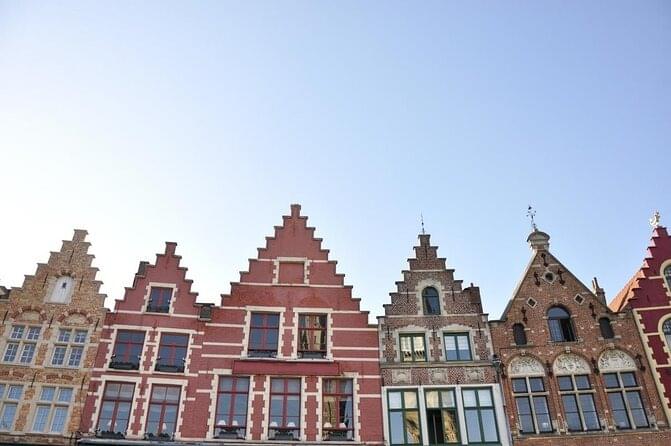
[
  {"x1": 378, "y1": 233, "x2": 510, "y2": 446},
  {"x1": 489, "y1": 228, "x2": 671, "y2": 445},
  {"x1": 0, "y1": 230, "x2": 107, "y2": 445}
]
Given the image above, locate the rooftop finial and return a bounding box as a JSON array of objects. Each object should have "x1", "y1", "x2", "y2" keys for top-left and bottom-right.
[
  {"x1": 650, "y1": 210, "x2": 661, "y2": 229},
  {"x1": 420, "y1": 213, "x2": 425, "y2": 235},
  {"x1": 527, "y1": 205, "x2": 538, "y2": 232}
]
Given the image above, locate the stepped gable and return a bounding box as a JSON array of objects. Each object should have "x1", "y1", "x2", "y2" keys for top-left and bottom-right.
[
  {"x1": 236, "y1": 204, "x2": 346, "y2": 287},
  {"x1": 611, "y1": 225, "x2": 671, "y2": 311},
  {"x1": 10, "y1": 229, "x2": 105, "y2": 307},
  {"x1": 383, "y1": 233, "x2": 481, "y2": 316},
  {"x1": 113, "y1": 241, "x2": 199, "y2": 312}
]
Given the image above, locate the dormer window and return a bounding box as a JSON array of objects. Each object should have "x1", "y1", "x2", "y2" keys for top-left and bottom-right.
[
  {"x1": 147, "y1": 287, "x2": 172, "y2": 313},
  {"x1": 662, "y1": 319, "x2": 671, "y2": 351},
  {"x1": 513, "y1": 323, "x2": 527, "y2": 346},
  {"x1": 547, "y1": 306, "x2": 576, "y2": 342},
  {"x1": 664, "y1": 265, "x2": 671, "y2": 290},
  {"x1": 422, "y1": 287, "x2": 440, "y2": 315},
  {"x1": 48, "y1": 276, "x2": 74, "y2": 304},
  {"x1": 599, "y1": 317, "x2": 615, "y2": 339}
]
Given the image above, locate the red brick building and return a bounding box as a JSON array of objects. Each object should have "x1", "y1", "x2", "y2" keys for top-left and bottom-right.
[
  {"x1": 489, "y1": 228, "x2": 671, "y2": 445},
  {"x1": 610, "y1": 221, "x2": 671, "y2": 427},
  {"x1": 79, "y1": 204, "x2": 383, "y2": 444}
]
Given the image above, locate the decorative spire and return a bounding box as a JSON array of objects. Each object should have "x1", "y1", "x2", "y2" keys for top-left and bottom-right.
[
  {"x1": 420, "y1": 213, "x2": 425, "y2": 235},
  {"x1": 527, "y1": 205, "x2": 538, "y2": 232},
  {"x1": 650, "y1": 210, "x2": 661, "y2": 229}
]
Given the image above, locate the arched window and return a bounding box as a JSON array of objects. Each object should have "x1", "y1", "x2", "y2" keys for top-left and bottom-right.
[
  {"x1": 599, "y1": 317, "x2": 615, "y2": 339},
  {"x1": 663, "y1": 319, "x2": 671, "y2": 350},
  {"x1": 422, "y1": 287, "x2": 440, "y2": 315},
  {"x1": 513, "y1": 323, "x2": 527, "y2": 346},
  {"x1": 48, "y1": 276, "x2": 74, "y2": 304},
  {"x1": 664, "y1": 265, "x2": 671, "y2": 290},
  {"x1": 547, "y1": 306, "x2": 576, "y2": 342}
]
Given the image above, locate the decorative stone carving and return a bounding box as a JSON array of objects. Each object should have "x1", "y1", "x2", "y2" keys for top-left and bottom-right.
[
  {"x1": 464, "y1": 368, "x2": 485, "y2": 383},
  {"x1": 509, "y1": 356, "x2": 545, "y2": 377},
  {"x1": 429, "y1": 369, "x2": 449, "y2": 384},
  {"x1": 553, "y1": 353, "x2": 590, "y2": 375},
  {"x1": 19, "y1": 310, "x2": 40, "y2": 322},
  {"x1": 392, "y1": 369, "x2": 412, "y2": 385},
  {"x1": 64, "y1": 313, "x2": 87, "y2": 325},
  {"x1": 598, "y1": 349, "x2": 636, "y2": 372}
]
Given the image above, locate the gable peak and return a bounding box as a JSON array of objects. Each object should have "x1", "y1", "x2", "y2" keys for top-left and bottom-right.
[{"x1": 527, "y1": 230, "x2": 550, "y2": 251}]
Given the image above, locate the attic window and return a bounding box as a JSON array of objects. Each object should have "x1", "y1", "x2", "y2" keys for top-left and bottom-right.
[
  {"x1": 526, "y1": 298, "x2": 537, "y2": 308},
  {"x1": 574, "y1": 295, "x2": 585, "y2": 305},
  {"x1": 48, "y1": 276, "x2": 75, "y2": 304},
  {"x1": 278, "y1": 262, "x2": 305, "y2": 284},
  {"x1": 543, "y1": 271, "x2": 555, "y2": 283}
]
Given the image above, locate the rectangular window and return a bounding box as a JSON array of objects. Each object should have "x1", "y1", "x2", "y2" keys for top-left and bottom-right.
[
  {"x1": 248, "y1": 313, "x2": 280, "y2": 358},
  {"x1": 0, "y1": 384, "x2": 23, "y2": 431},
  {"x1": 444, "y1": 333, "x2": 472, "y2": 361},
  {"x1": 322, "y1": 379, "x2": 354, "y2": 441},
  {"x1": 298, "y1": 314, "x2": 327, "y2": 359},
  {"x1": 214, "y1": 376, "x2": 249, "y2": 439},
  {"x1": 156, "y1": 333, "x2": 188, "y2": 373},
  {"x1": 97, "y1": 382, "x2": 135, "y2": 436},
  {"x1": 603, "y1": 372, "x2": 648, "y2": 429},
  {"x1": 110, "y1": 331, "x2": 145, "y2": 370},
  {"x1": 558, "y1": 375, "x2": 600, "y2": 431},
  {"x1": 388, "y1": 390, "x2": 421, "y2": 445},
  {"x1": 145, "y1": 385, "x2": 181, "y2": 439},
  {"x1": 268, "y1": 378, "x2": 300, "y2": 440},
  {"x1": 147, "y1": 287, "x2": 172, "y2": 313},
  {"x1": 31, "y1": 387, "x2": 73, "y2": 433},
  {"x1": 511, "y1": 377, "x2": 552, "y2": 434},
  {"x1": 425, "y1": 389, "x2": 459, "y2": 444},
  {"x1": 463, "y1": 388, "x2": 499, "y2": 444},
  {"x1": 51, "y1": 328, "x2": 87, "y2": 368},
  {"x1": 3, "y1": 325, "x2": 40, "y2": 364},
  {"x1": 400, "y1": 334, "x2": 426, "y2": 362}
]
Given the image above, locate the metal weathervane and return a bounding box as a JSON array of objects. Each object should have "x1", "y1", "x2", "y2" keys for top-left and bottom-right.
[
  {"x1": 650, "y1": 210, "x2": 661, "y2": 228},
  {"x1": 527, "y1": 205, "x2": 538, "y2": 231}
]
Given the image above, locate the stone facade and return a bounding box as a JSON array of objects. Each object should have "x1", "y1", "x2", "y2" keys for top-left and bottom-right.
[
  {"x1": 378, "y1": 234, "x2": 510, "y2": 446},
  {"x1": 610, "y1": 224, "x2": 671, "y2": 427},
  {"x1": 78, "y1": 204, "x2": 383, "y2": 445},
  {"x1": 489, "y1": 229, "x2": 671, "y2": 446},
  {"x1": 0, "y1": 230, "x2": 107, "y2": 445}
]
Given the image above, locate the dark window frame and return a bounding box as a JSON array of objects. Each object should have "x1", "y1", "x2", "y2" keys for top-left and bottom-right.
[
  {"x1": 511, "y1": 377, "x2": 553, "y2": 434},
  {"x1": 444, "y1": 333, "x2": 472, "y2": 361},
  {"x1": 387, "y1": 389, "x2": 422, "y2": 445},
  {"x1": 298, "y1": 314, "x2": 327, "y2": 359},
  {"x1": 547, "y1": 306, "x2": 576, "y2": 342},
  {"x1": 399, "y1": 333, "x2": 427, "y2": 363},
  {"x1": 422, "y1": 287, "x2": 441, "y2": 315},
  {"x1": 425, "y1": 388, "x2": 459, "y2": 444},
  {"x1": 557, "y1": 374, "x2": 600, "y2": 432},
  {"x1": 322, "y1": 379, "x2": 354, "y2": 441},
  {"x1": 603, "y1": 371, "x2": 649, "y2": 430},
  {"x1": 513, "y1": 324, "x2": 527, "y2": 346},
  {"x1": 599, "y1": 318, "x2": 615, "y2": 339},
  {"x1": 462, "y1": 388, "x2": 500, "y2": 444},
  {"x1": 268, "y1": 378, "x2": 301, "y2": 440},
  {"x1": 146, "y1": 287, "x2": 173, "y2": 313},
  {"x1": 96, "y1": 382, "x2": 135, "y2": 437},
  {"x1": 110, "y1": 331, "x2": 145, "y2": 370},
  {"x1": 214, "y1": 376, "x2": 249, "y2": 439},
  {"x1": 248, "y1": 313, "x2": 280, "y2": 358},
  {"x1": 145, "y1": 384, "x2": 181, "y2": 439},
  {"x1": 155, "y1": 333, "x2": 189, "y2": 373}
]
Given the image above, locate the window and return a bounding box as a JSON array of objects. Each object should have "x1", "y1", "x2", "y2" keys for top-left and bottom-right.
[
  {"x1": 156, "y1": 333, "x2": 188, "y2": 373},
  {"x1": 0, "y1": 384, "x2": 22, "y2": 431},
  {"x1": 51, "y1": 328, "x2": 87, "y2": 367},
  {"x1": 425, "y1": 389, "x2": 459, "y2": 444},
  {"x1": 557, "y1": 375, "x2": 600, "y2": 431},
  {"x1": 145, "y1": 385, "x2": 181, "y2": 439},
  {"x1": 663, "y1": 319, "x2": 671, "y2": 350},
  {"x1": 388, "y1": 390, "x2": 421, "y2": 445},
  {"x1": 31, "y1": 387, "x2": 72, "y2": 433},
  {"x1": 422, "y1": 287, "x2": 441, "y2": 315},
  {"x1": 298, "y1": 314, "x2": 327, "y2": 359},
  {"x1": 49, "y1": 276, "x2": 74, "y2": 303},
  {"x1": 603, "y1": 372, "x2": 648, "y2": 429},
  {"x1": 268, "y1": 378, "x2": 300, "y2": 440},
  {"x1": 664, "y1": 265, "x2": 671, "y2": 290},
  {"x1": 3, "y1": 325, "x2": 40, "y2": 364},
  {"x1": 547, "y1": 306, "x2": 576, "y2": 342},
  {"x1": 97, "y1": 382, "x2": 135, "y2": 437},
  {"x1": 512, "y1": 377, "x2": 552, "y2": 434},
  {"x1": 463, "y1": 388, "x2": 499, "y2": 443},
  {"x1": 322, "y1": 379, "x2": 354, "y2": 441},
  {"x1": 110, "y1": 331, "x2": 145, "y2": 370},
  {"x1": 214, "y1": 376, "x2": 249, "y2": 439},
  {"x1": 146, "y1": 287, "x2": 172, "y2": 313},
  {"x1": 444, "y1": 333, "x2": 471, "y2": 361},
  {"x1": 599, "y1": 318, "x2": 615, "y2": 339},
  {"x1": 400, "y1": 334, "x2": 426, "y2": 362},
  {"x1": 248, "y1": 313, "x2": 280, "y2": 358},
  {"x1": 513, "y1": 324, "x2": 527, "y2": 346}
]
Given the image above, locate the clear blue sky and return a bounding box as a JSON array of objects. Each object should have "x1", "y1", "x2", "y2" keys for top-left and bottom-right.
[{"x1": 1, "y1": 1, "x2": 669, "y2": 320}]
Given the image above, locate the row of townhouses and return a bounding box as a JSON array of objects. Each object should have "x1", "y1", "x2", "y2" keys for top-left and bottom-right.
[{"x1": 1, "y1": 205, "x2": 671, "y2": 446}]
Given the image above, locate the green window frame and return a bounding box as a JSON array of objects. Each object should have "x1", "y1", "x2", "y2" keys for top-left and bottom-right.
[
  {"x1": 399, "y1": 334, "x2": 427, "y2": 363},
  {"x1": 425, "y1": 389, "x2": 460, "y2": 444},
  {"x1": 462, "y1": 388, "x2": 499, "y2": 444},
  {"x1": 444, "y1": 333, "x2": 472, "y2": 361},
  {"x1": 388, "y1": 390, "x2": 422, "y2": 445}
]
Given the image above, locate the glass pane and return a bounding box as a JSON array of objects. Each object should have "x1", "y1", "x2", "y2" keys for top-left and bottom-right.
[
  {"x1": 558, "y1": 376, "x2": 573, "y2": 391},
  {"x1": 426, "y1": 391, "x2": 439, "y2": 409},
  {"x1": 400, "y1": 336, "x2": 413, "y2": 362},
  {"x1": 404, "y1": 411, "x2": 421, "y2": 444},
  {"x1": 512, "y1": 378, "x2": 527, "y2": 393},
  {"x1": 58, "y1": 388, "x2": 73, "y2": 403},
  {"x1": 389, "y1": 411, "x2": 404, "y2": 444},
  {"x1": 166, "y1": 387, "x2": 180, "y2": 402},
  {"x1": 529, "y1": 377, "x2": 544, "y2": 392},
  {"x1": 481, "y1": 409, "x2": 498, "y2": 441},
  {"x1": 534, "y1": 397, "x2": 552, "y2": 432},
  {"x1": 0, "y1": 404, "x2": 17, "y2": 430},
  {"x1": 478, "y1": 389, "x2": 492, "y2": 406},
  {"x1": 413, "y1": 336, "x2": 426, "y2": 361},
  {"x1": 40, "y1": 387, "x2": 56, "y2": 401},
  {"x1": 32, "y1": 406, "x2": 50, "y2": 432},
  {"x1": 74, "y1": 330, "x2": 87, "y2": 343},
  {"x1": 115, "y1": 402, "x2": 131, "y2": 433},
  {"x1": 388, "y1": 392, "x2": 402, "y2": 410},
  {"x1": 441, "y1": 391, "x2": 455, "y2": 408},
  {"x1": 7, "y1": 386, "x2": 22, "y2": 400},
  {"x1": 50, "y1": 407, "x2": 68, "y2": 433},
  {"x1": 465, "y1": 409, "x2": 481, "y2": 442},
  {"x1": 219, "y1": 377, "x2": 233, "y2": 391},
  {"x1": 516, "y1": 397, "x2": 532, "y2": 415},
  {"x1": 579, "y1": 395, "x2": 600, "y2": 430},
  {"x1": 404, "y1": 391, "x2": 418, "y2": 409},
  {"x1": 603, "y1": 373, "x2": 619, "y2": 388},
  {"x1": 235, "y1": 377, "x2": 249, "y2": 392},
  {"x1": 442, "y1": 410, "x2": 459, "y2": 443},
  {"x1": 58, "y1": 329, "x2": 71, "y2": 342},
  {"x1": 462, "y1": 390, "x2": 477, "y2": 407},
  {"x1": 457, "y1": 335, "x2": 471, "y2": 360},
  {"x1": 119, "y1": 384, "x2": 134, "y2": 399},
  {"x1": 575, "y1": 375, "x2": 590, "y2": 390},
  {"x1": 621, "y1": 372, "x2": 637, "y2": 387},
  {"x1": 626, "y1": 392, "x2": 648, "y2": 427},
  {"x1": 287, "y1": 379, "x2": 301, "y2": 393}
]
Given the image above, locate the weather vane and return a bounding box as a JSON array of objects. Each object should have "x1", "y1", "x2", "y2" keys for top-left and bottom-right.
[
  {"x1": 420, "y1": 213, "x2": 425, "y2": 235},
  {"x1": 527, "y1": 205, "x2": 538, "y2": 231},
  {"x1": 650, "y1": 210, "x2": 661, "y2": 228}
]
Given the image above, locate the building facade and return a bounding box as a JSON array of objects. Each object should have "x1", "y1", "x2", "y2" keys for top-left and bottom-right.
[
  {"x1": 610, "y1": 222, "x2": 671, "y2": 427},
  {"x1": 378, "y1": 233, "x2": 510, "y2": 446},
  {"x1": 79, "y1": 204, "x2": 384, "y2": 444},
  {"x1": 0, "y1": 230, "x2": 107, "y2": 445},
  {"x1": 489, "y1": 228, "x2": 671, "y2": 445}
]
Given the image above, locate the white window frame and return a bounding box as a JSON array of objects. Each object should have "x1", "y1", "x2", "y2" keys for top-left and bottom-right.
[
  {"x1": 48, "y1": 276, "x2": 75, "y2": 304},
  {"x1": 30, "y1": 386, "x2": 73, "y2": 434},
  {"x1": 2, "y1": 325, "x2": 41, "y2": 365},
  {"x1": 50, "y1": 328, "x2": 88, "y2": 368},
  {"x1": 0, "y1": 383, "x2": 23, "y2": 432}
]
